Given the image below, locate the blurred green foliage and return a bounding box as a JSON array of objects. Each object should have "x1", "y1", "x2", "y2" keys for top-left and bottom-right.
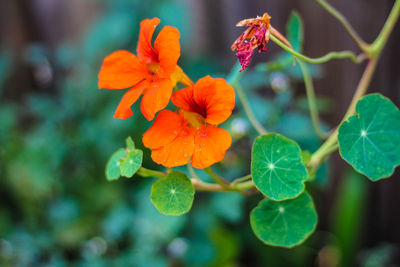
[{"x1": 0, "y1": 1, "x2": 391, "y2": 266}]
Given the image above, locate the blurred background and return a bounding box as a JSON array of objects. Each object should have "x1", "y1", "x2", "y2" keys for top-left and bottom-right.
[{"x1": 0, "y1": 0, "x2": 399, "y2": 266}]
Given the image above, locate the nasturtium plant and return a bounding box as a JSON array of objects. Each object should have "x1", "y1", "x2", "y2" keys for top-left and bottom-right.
[
  {"x1": 338, "y1": 94, "x2": 400, "y2": 181},
  {"x1": 250, "y1": 191, "x2": 317, "y2": 247},
  {"x1": 251, "y1": 133, "x2": 308, "y2": 200},
  {"x1": 105, "y1": 137, "x2": 143, "y2": 181},
  {"x1": 102, "y1": 1, "x2": 400, "y2": 251},
  {"x1": 150, "y1": 171, "x2": 195, "y2": 216}
]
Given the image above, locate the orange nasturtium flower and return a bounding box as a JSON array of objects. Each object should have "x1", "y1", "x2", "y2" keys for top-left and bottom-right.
[
  {"x1": 231, "y1": 12, "x2": 292, "y2": 72},
  {"x1": 142, "y1": 76, "x2": 235, "y2": 169},
  {"x1": 98, "y1": 17, "x2": 192, "y2": 120}
]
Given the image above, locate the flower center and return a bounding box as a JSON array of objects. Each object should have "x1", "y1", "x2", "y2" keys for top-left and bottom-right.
[
  {"x1": 147, "y1": 63, "x2": 160, "y2": 75},
  {"x1": 181, "y1": 110, "x2": 205, "y2": 129}
]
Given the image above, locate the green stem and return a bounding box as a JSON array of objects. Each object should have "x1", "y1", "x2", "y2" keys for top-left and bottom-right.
[
  {"x1": 341, "y1": 59, "x2": 378, "y2": 121},
  {"x1": 136, "y1": 166, "x2": 256, "y2": 194},
  {"x1": 191, "y1": 178, "x2": 255, "y2": 193},
  {"x1": 236, "y1": 83, "x2": 268, "y2": 135},
  {"x1": 136, "y1": 167, "x2": 166, "y2": 178},
  {"x1": 309, "y1": 134, "x2": 337, "y2": 169},
  {"x1": 310, "y1": 143, "x2": 339, "y2": 172},
  {"x1": 371, "y1": 0, "x2": 400, "y2": 56},
  {"x1": 204, "y1": 168, "x2": 256, "y2": 194},
  {"x1": 270, "y1": 35, "x2": 361, "y2": 64},
  {"x1": 315, "y1": 0, "x2": 370, "y2": 52},
  {"x1": 226, "y1": 63, "x2": 268, "y2": 135},
  {"x1": 187, "y1": 164, "x2": 199, "y2": 180},
  {"x1": 204, "y1": 167, "x2": 231, "y2": 190},
  {"x1": 231, "y1": 174, "x2": 252, "y2": 186},
  {"x1": 298, "y1": 60, "x2": 328, "y2": 139},
  {"x1": 232, "y1": 179, "x2": 255, "y2": 191},
  {"x1": 190, "y1": 179, "x2": 227, "y2": 192},
  {"x1": 323, "y1": 143, "x2": 339, "y2": 157},
  {"x1": 226, "y1": 62, "x2": 244, "y2": 85},
  {"x1": 309, "y1": 58, "x2": 378, "y2": 169}
]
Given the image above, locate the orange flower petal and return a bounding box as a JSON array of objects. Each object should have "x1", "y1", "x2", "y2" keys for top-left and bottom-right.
[
  {"x1": 193, "y1": 76, "x2": 235, "y2": 125},
  {"x1": 151, "y1": 127, "x2": 195, "y2": 167},
  {"x1": 113, "y1": 80, "x2": 148, "y2": 119},
  {"x1": 171, "y1": 86, "x2": 196, "y2": 112},
  {"x1": 154, "y1": 26, "x2": 180, "y2": 77},
  {"x1": 137, "y1": 18, "x2": 160, "y2": 64},
  {"x1": 140, "y1": 78, "x2": 173, "y2": 121},
  {"x1": 191, "y1": 125, "x2": 232, "y2": 169},
  {"x1": 142, "y1": 110, "x2": 184, "y2": 149},
  {"x1": 98, "y1": 50, "x2": 146, "y2": 89}
]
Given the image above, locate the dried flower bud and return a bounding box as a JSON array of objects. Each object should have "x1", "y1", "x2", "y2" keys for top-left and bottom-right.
[
  {"x1": 231, "y1": 12, "x2": 292, "y2": 72},
  {"x1": 231, "y1": 13, "x2": 271, "y2": 72}
]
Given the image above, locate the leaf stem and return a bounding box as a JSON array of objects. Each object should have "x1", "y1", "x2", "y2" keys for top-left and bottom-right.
[
  {"x1": 203, "y1": 168, "x2": 256, "y2": 195},
  {"x1": 136, "y1": 166, "x2": 256, "y2": 194},
  {"x1": 270, "y1": 34, "x2": 362, "y2": 64},
  {"x1": 190, "y1": 178, "x2": 227, "y2": 192},
  {"x1": 298, "y1": 60, "x2": 328, "y2": 139},
  {"x1": 315, "y1": 0, "x2": 370, "y2": 52},
  {"x1": 341, "y1": 59, "x2": 378, "y2": 121},
  {"x1": 232, "y1": 179, "x2": 255, "y2": 191},
  {"x1": 226, "y1": 63, "x2": 268, "y2": 135},
  {"x1": 231, "y1": 174, "x2": 252, "y2": 186},
  {"x1": 192, "y1": 175, "x2": 255, "y2": 193},
  {"x1": 136, "y1": 167, "x2": 167, "y2": 178},
  {"x1": 235, "y1": 83, "x2": 268, "y2": 135},
  {"x1": 309, "y1": 58, "x2": 378, "y2": 169},
  {"x1": 371, "y1": 0, "x2": 400, "y2": 56},
  {"x1": 204, "y1": 167, "x2": 231, "y2": 190},
  {"x1": 187, "y1": 164, "x2": 200, "y2": 181}
]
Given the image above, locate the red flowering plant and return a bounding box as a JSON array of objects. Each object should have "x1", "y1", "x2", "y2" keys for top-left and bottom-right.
[{"x1": 102, "y1": 0, "x2": 400, "y2": 249}]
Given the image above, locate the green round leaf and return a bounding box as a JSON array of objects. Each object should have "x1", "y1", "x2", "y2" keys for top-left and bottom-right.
[
  {"x1": 151, "y1": 171, "x2": 195, "y2": 216},
  {"x1": 338, "y1": 94, "x2": 400, "y2": 181},
  {"x1": 105, "y1": 148, "x2": 125, "y2": 181},
  {"x1": 120, "y1": 150, "x2": 143, "y2": 178},
  {"x1": 250, "y1": 191, "x2": 317, "y2": 247},
  {"x1": 251, "y1": 133, "x2": 308, "y2": 200}
]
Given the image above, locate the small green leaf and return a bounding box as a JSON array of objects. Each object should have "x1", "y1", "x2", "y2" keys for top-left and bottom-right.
[
  {"x1": 105, "y1": 148, "x2": 125, "y2": 181},
  {"x1": 251, "y1": 133, "x2": 308, "y2": 200},
  {"x1": 250, "y1": 191, "x2": 317, "y2": 247},
  {"x1": 120, "y1": 137, "x2": 142, "y2": 178},
  {"x1": 120, "y1": 150, "x2": 143, "y2": 178},
  {"x1": 106, "y1": 137, "x2": 144, "y2": 180},
  {"x1": 151, "y1": 171, "x2": 195, "y2": 216},
  {"x1": 286, "y1": 11, "x2": 304, "y2": 52},
  {"x1": 125, "y1": 136, "x2": 135, "y2": 151},
  {"x1": 338, "y1": 94, "x2": 400, "y2": 181}
]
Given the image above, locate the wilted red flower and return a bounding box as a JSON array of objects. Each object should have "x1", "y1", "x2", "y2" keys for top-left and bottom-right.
[
  {"x1": 231, "y1": 13, "x2": 292, "y2": 71},
  {"x1": 98, "y1": 18, "x2": 192, "y2": 121},
  {"x1": 142, "y1": 76, "x2": 235, "y2": 169}
]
